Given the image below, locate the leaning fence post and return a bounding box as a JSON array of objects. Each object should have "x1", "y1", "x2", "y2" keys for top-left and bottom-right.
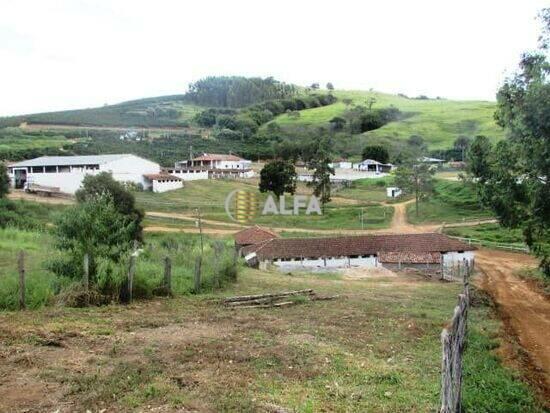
[
  {"x1": 128, "y1": 255, "x2": 136, "y2": 303},
  {"x1": 163, "y1": 256, "x2": 172, "y2": 296},
  {"x1": 194, "y1": 255, "x2": 202, "y2": 293},
  {"x1": 18, "y1": 251, "x2": 26, "y2": 310}
]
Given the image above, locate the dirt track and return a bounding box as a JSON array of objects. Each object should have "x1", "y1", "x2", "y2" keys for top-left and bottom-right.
[{"x1": 476, "y1": 249, "x2": 550, "y2": 397}]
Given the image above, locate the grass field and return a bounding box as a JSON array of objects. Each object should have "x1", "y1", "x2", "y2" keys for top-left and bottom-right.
[
  {"x1": 443, "y1": 223, "x2": 525, "y2": 246},
  {"x1": 0, "y1": 127, "x2": 72, "y2": 159},
  {"x1": 0, "y1": 261, "x2": 543, "y2": 412},
  {"x1": 135, "y1": 180, "x2": 393, "y2": 230},
  {"x1": 407, "y1": 180, "x2": 493, "y2": 224},
  {"x1": 268, "y1": 90, "x2": 504, "y2": 150}
]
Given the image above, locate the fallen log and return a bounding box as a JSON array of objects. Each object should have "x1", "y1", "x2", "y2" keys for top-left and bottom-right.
[
  {"x1": 232, "y1": 301, "x2": 296, "y2": 309},
  {"x1": 223, "y1": 289, "x2": 314, "y2": 303}
]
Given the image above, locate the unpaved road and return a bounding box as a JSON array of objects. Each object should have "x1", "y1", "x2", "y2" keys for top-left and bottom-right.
[{"x1": 476, "y1": 249, "x2": 550, "y2": 397}]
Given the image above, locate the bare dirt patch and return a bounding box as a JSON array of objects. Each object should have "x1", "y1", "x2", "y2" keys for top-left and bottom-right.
[{"x1": 476, "y1": 248, "x2": 550, "y2": 401}]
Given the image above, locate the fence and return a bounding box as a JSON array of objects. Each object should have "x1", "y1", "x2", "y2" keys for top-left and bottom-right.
[
  {"x1": 440, "y1": 260, "x2": 471, "y2": 413},
  {"x1": 447, "y1": 235, "x2": 529, "y2": 253},
  {"x1": 12, "y1": 242, "x2": 239, "y2": 310},
  {"x1": 441, "y1": 257, "x2": 475, "y2": 282}
]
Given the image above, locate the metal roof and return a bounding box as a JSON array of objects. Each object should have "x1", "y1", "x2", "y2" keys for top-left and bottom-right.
[{"x1": 9, "y1": 154, "x2": 132, "y2": 168}]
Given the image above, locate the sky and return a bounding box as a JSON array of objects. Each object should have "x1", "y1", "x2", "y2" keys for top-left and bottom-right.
[{"x1": 0, "y1": 0, "x2": 547, "y2": 116}]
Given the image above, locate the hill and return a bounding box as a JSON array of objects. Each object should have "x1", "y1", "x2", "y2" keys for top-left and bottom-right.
[
  {"x1": 0, "y1": 95, "x2": 201, "y2": 129},
  {"x1": 267, "y1": 90, "x2": 504, "y2": 150}
]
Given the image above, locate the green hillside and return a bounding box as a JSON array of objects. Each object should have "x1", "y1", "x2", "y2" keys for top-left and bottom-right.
[
  {"x1": 268, "y1": 90, "x2": 504, "y2": 149},
  {"x1": 0, "y1": 95, "x2": 202, "y2": 129}
]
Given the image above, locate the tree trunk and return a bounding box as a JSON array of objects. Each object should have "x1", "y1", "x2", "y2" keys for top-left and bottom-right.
[{"x1": 415, "y1": 190, "x2": 419, "y2": 217}]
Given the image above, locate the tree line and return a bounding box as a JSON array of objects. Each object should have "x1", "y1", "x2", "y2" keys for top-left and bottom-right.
[{"x1": 186, "y1": 76, "x2": 298, "y2": 108}]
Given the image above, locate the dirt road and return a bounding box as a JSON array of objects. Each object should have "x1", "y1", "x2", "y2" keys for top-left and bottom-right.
[{"x1": 476, "y1": 249, "x2": 550, "y2": 397}]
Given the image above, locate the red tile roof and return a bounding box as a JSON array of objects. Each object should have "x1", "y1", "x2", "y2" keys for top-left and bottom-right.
[
  {"x1": 234, "y1": 226, "x2": 279, "y2": 246},
  {"x1": 143, "y1": 173, "x2": 182, "y2": 181},
  {"x1": 378, "y1": 251, "x2": 441, "y2": 264},
  {"x1": 241, "y1": 232, "x2": 474, "y2": 260},
  {"x1": 193, "y1": 153, "x2": 244, "y2": 162}
]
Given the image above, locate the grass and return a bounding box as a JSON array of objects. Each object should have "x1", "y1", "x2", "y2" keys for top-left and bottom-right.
[
  {"x1": 0, "y1": 227, "x2": 239, "y2": 311},
  {"x1": 407, "y1": 180, "x2": 493, "y2": 224},
  {"x1": 0, "y1": 265, "x2": 543, "y2": 411},
  {"x1": 267, "y1": 90, "x2": 504, "y2": 150},
  {"x1": 136, "y1": 180, "x2": 394, "y2": 230},
  {"x1": 0, "y1": 127, "x2": 72, "y2": 159},
  {"x1": 335, "y1": 176, "x2": 395, "y2": 203},
  {"x1": 443, "y1": 223, "x2": 525, "y2": 246}
]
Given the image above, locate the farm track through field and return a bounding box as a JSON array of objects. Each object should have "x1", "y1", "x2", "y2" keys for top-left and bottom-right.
[{"x1": 476, "y1": 249, "x2": 550, "y2": 402}]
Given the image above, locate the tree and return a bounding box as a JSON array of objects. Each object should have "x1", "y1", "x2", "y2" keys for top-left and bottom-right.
[
  {"x1": 75, "y1": 172, "x2": 144, "y2": 240},
  {"x1": 454, "y1": 135, "x2": 472, "y2": 161},
  {"x1": 361, "y1": 145, "x2": 389, "y2": 163},
  {"x1": 366, "y1": 96, "x2": 377, "y2": 111},
  {"x1": 308, "y1": 155, "x2": 335, "y2": 211},
  {"x1": 326, "y1": 82, "x2": 334, "y2": 91},
  {"x1": 470, "y1": 8, "x2": 550, "y2": 276},
  {"x1": 0, "y1": 162, "x2": 9, "y2": 198},
  {"x1": 394, "y1": 163, "x2": 435, "y2": 217},
  {"x1": 342, "y1": 98, "x2": 353, "y2": 107},
  {"x1": 329, "y1": 116, "x2": 346, "y2": 131},
  {"x1": 259, "y1": 161, "x2": 297, "y2": 198},
  {"x1": 466, "y1": 135, "x2": 492, "y2": 180},
  {"x1": 52, "y1": 193, "x2": 138, "y2": 280},
  {"x1": 310, "y1": 83, "x2": 320, "y2": 90}
]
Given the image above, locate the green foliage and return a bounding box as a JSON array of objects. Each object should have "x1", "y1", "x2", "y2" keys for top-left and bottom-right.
[
  {"x1": 259, "y1": 160, "x2": 297, "y2": 198},
  {"x1": 186, "y1": 76, "x2": 297, "y2": 108},
  {"x1": 361, "y1": 145, "x2": 389, "y2": 163},
  {"x1": 308, "y1": 155, "x2": 335, "y2": 207},
  {"x1": 51, "y1": 194, "x2": 138, "y2": 282},
  {"x1": 471, "y1": 11, "x2": 550, "y2": 275},
  {"x1": 0, "y1": 127, "x2": 71, "y2": 160},
  {"x1": 395, "y1": 163, "x2": 435, "y2": 217},
  {"x1": 0, "y1": 162, "x2": 8, "y2": 198},
  {"x1": 76, "y1": 172, "x2": 144, "y2": 240}
]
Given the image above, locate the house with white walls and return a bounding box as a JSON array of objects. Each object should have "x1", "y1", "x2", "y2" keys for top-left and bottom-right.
[
  {"x1": 237, "y1": 230, "x2": 475, "y2": 274},
  {"x1": 175, "y1": 153, "x2": 254, "y2": 179},
  {"x1": 7, "y1": 154, "x2": 181, "y2": 194}
]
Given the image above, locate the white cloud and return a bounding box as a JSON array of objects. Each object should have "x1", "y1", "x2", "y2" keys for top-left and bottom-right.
[{"x1": 0, "y1": 0, "x2": 547, "y2": 116}]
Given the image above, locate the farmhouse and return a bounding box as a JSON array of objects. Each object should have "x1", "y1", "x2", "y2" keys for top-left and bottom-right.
[
  {"x1": 236, "y1": 230, "x2": 475, "y2": 273},
  {"x1": 7, "y1": 154, "x2": 181, "y2": 194},
  {"x1": 175, "y1": 153, "x2": 254, "y2": 179}
]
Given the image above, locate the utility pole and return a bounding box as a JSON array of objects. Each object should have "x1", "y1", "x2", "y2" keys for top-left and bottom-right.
[
  {"x1": 361, "y1": 207, "x2": 365, "y2": 230},
  {"x1": 189, "y1": 145, "x2": 193, "y2": 160}
]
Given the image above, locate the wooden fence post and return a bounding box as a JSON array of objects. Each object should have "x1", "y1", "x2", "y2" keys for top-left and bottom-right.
[
  {"x1": 18, "y1": 251, "x2": 25, "y2": 310},
  {"x1": 194, "y1": 255, "x2": 202, "y2": 293},
  {"x1": 128, "y1": 255, "x2": 136, "y2": 303},
  {"x1": 163, "y1": 256, "x2": 172, "y2": 296},
  {"x1": 83, "y1": 253, "x2": 90, "y2": 306}
]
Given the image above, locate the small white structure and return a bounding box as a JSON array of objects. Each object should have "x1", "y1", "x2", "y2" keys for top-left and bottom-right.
[
  {"x1": 175, "y1": 153, "x2": 254, "y2": 179},
  {"x1": 143, "y1": 173, "x2": 183, "y2": 193},
  {"x1": 8, "y1": 154, "x2": 161, "y2": 194},
  {"x1": 355, "y1": 159, "x2": 393, "y2": 173},
  {"x1": 386, "y1": 187, "x2": 402, "y2": 198},
  {"x1": 418, "y1": 156, "x2": 445, "y2": 165}
]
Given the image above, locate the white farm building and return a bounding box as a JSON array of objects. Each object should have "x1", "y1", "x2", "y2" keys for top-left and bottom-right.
[{"x1": 7, "y1": 154, "x2": 183, "y2": 194}]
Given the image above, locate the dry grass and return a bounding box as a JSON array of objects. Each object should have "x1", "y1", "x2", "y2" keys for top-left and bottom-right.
[{"x1": 0, "y1": 267, "x2": 541, "y2": 412}]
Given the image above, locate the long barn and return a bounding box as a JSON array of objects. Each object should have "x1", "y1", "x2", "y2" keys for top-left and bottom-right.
[{"x1": 235, "y1": 228, "x2": 475, "y2": 272}]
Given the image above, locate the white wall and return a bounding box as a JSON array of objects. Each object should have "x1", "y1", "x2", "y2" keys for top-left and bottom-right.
[
  {"x1": 102, "y1": 155, "x2": 160, "y2": 189},
  {"x1": 269, "y1": 254, "x2": 378, "y2": 270},
  {"x1": 152, "y1": 179, "x2": 183, "y2": 193},
  {"x1": 442, "y1": 251, "x2": 475, "y2": 266},
  {"x1": 170, "y1": 170, "x2": 209, "y2": 181},
  {"x1": 10, "y1": 155, "x2": 161, "y2": 194}
]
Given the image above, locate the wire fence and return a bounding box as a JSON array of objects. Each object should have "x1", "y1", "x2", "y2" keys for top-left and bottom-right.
[{"x1": 447, "y1": 235, "x2": 529, "y2": 253}]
